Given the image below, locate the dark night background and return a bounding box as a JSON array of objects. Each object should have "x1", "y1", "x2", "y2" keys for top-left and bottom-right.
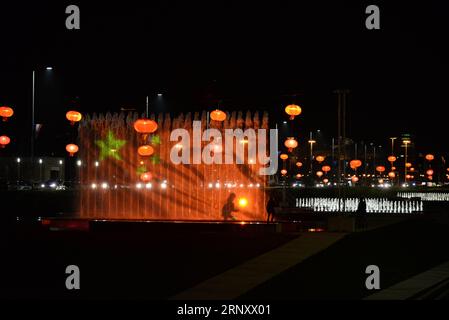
[{"x1": 0, "y1": 0, "x2": 448, "y2": 156}]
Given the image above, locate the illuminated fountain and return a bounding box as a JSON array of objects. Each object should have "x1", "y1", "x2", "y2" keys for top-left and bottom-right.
[
  {"x1": 296, "y1": 198, "x2": 423, "y2": 214},
  {"x1": 78, "y1": 111, "x2": 269, "y2": 220}
]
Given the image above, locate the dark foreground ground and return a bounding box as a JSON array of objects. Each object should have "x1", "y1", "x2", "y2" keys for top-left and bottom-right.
[
  {"x1": 1, "y1": 213, "x2": 449, "y2": 300},
  {"x1": 0, "y1": 221, "x2": 296, "y2": 299}
]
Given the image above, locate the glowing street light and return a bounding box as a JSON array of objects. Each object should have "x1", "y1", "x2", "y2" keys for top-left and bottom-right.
[
  {"x1": 308, "y1": 134, "x2": 316, "y2": 174},
  {"x1": 403, "y1": 139, "x2": 411, "y2": 183}
]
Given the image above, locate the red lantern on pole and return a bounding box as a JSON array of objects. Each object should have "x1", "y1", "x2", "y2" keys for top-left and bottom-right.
[
  {"x1": 140, "y1": 172, "x2": 153, "y2": 182},
  {"x1": 376, "y1": 166, "x2": 386, "y2": 173},
  {"x1": 66, "y1": 111, "x2": 82, "y2": 125},
  {"x1": 0, "y1": 106, "x2": 14, "y2": 121},
  {"x1": 284, "y1": 104, "x2": 302, "y2": 120},
  {"x1": 0, "y1": 135, "x2": 11, "y2": 148},
  {"x1": 284, "y1": 137, "x2": 298, "y2": 152},
  {"x1": 66, "y1": 143, "x2": 79, "y2": 156},
  {"x1": 210, "y1": 109, "x2": 226, "y2": 122},
  {"x1": 350, "y1": 159, "x2": 362, "y2": 169},
  {"x1": 138, "y1": 145, "x2": 154, "y2": 157}
]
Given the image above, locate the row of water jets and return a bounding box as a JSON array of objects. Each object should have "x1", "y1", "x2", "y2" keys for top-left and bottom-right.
[
  {"x1": 296, "y1": 198, "x2": 423, "y2": 214},
  {"x1": 398, "y1": 192, "x2": 449, "y2": 202}
]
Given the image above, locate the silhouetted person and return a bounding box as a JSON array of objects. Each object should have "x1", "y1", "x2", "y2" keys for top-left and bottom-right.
[
  {"x1": 266, "y1": 196, "x2": 276, "y2": 223},
  {"x1": 357, "y1": 198, "x2": 367, "y2": 213},
  {"x1": 356, "y1": 198, "x2": 367, "y2": 229},
  {"x1": 222, "y1": 193, "x2": 239, "y2": 221}
]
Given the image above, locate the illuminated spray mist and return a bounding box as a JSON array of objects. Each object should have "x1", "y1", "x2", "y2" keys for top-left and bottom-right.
[{"x1": 78, "y1": 111, "x2": 276, "y2": 220}]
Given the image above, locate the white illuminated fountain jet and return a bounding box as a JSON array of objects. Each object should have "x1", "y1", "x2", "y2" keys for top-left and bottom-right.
[{"x1": 296, "y1": 197, "x2": 423, "y2": 214}]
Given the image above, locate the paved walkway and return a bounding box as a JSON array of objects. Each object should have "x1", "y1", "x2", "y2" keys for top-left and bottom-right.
[
  {"x1": 171, "y1": 232, "x2": 346, "y2": 300},
  {"x1": 365, "y1": 260, "x2": 449, "y2": 300}
]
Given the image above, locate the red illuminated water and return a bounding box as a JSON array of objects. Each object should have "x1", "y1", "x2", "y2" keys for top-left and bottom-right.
[{"x1": 78, "y1": 111, "x2": 268, "y2": 220}]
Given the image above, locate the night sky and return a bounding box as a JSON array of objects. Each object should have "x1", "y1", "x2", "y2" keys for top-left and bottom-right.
[{"x1": 1, "y1": 1, "x2": 448, "y2": 156}]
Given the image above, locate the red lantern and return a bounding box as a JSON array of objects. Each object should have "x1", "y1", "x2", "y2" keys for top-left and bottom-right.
[
  {"x1": 138, "y1": 145, "x2": 154, "y2": 157},
  {"x1": 284, "y1": 137, "x2": 298, "y2": 152},
  {"x1": 140, "y1": 172, "x2": 153, "y2": 182},
  {"x1": 376, "y1": 166, "x2": 385, "y2": 173},
  {"x1": 350, "y1": 159, "x2": 362, "y2": 169},
  {"x1": 65, "y1": 143, "x2": 79, "y2": 156},
  {"x1": 134, "y1": 119, "x2": 158, "y2": 133},
  {"x1": 351, "y1": 176, "x2": 359, "y2": 183},
  {"x1": 281, "y1": 169, "x2": 287, "y2": 176},
  {"x1": 322, "y1": 165, "x2": 331, "y2": 173},
  {"x1": 0, "y1": 106, "x2": 14, "y2": 121},
  {"x1": 323, "y1": 178, "x2": 329, "y2": 184},
  {"x1": 387, "y1": 155, "x2": 397, "y2": 163},
  {"x1": 296, "y1": 173, "x2": 302, "y2": 179},
  {"x1": 406, "y1": 162, "x2": 412, "y2": 168},
  {"x1": 296, "y1": 161, "x2": 303, "y2": 167},
  {"x1": 210, "y1": 109, "x2": 226, "y2": 122},
  {"x1": 388, "y1": 172, "x2": 396, "y2": 178},
  {"x1": 425, "y1": 154, "x2": 434, "y2": 161},
  {"x1": 66, "y1": 110, "x2": 82, "y2": 125},
  {"x1": 284, "y1": 104, "x2": 302, "y2": 120},
  {"x1": 315, "y1": 155, "x2": 325, "y2": 163},
  {"x1": 280, "y1": 154, "x2": 288, "y2": 160},
  {"x1": 0, "y1": 135, "x2": 11, "y2": 148},
  {"x1": 426, "y1": 169, "x2": 434, "y2": 176},
  {"x1": 316, "y1": 171, "x2": 323, "y2": 177}
]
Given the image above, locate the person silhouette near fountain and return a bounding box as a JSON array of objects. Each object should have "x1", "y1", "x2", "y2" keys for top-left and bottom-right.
[
  {"x1": 222, "y1": 193, "x2": 239, "y2": 221},
  {"x1": 266, "y1": 194, "x2": 277, "y2": 223},
  {"x1": 356, "y1": 198, "x2": 367, "y2": 230}
]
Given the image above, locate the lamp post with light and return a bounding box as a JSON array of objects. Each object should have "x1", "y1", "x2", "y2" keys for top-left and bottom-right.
[
  {"x1": 308, "y1": 133, "x2": 316, "y2": 176},
  {"x1": 404, "y1": 139, "x2": 411, "y2": 184}
]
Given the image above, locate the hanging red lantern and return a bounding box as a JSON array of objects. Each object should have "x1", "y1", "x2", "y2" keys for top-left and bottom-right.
[
  {"x1": 65, "y1": 143, "x2": 79, "y2": 156},
  {"x1": 138, "y1": 145, "x2": 154, "y2": 157},
  {"x1": 388, "y1": 172, "x2": 396, "y2": 178},
  {"x1": 134, "y1": 119, "x2": 158, "y2": 133},
  {"x1": 280, "y1": 154, "x2": 288, "y2": 160},
  {"x1": 376, "y1": 166, "x2": 385, "y2": 173},
  {"x1": 210, "y1": 109, "x2": 226, "y2": 122},
  {"x1": 316, "y1": 171, "x2": 323, "y2": 177},
  {"x1": 66, "y1": 110, "x2": 82, "y2": 125},
  {"x1": 350, "y1": 159, "x2": 362, "y2": 169},
  {"x1": 0, "y1": 135, "x2": 11, "y2": 148},
  {"x1": 284, "y1": 137, "x2": 298, "y2": 152},
  {"x1": 351, "y1": 176, "x2": 359, "y2": 183},
  {"x1": 281, "y1": 169, "x2": 287, "y2": 176},
  {"x1": 387, "y1": 155, "x2": 397, "y2": 163},
  {"x1": 284, "y1": 104, "x2": 302, "y2": 120},
  {"x1": 296, "y1": 173, "x2": 302, "y2": 179},
  {"x1": 425, "y1": 154, "x2": 434, "y2": 161},
  {"x1": 0, "y1": 106, "x2": 14, "y2": 121},
  {"x1": 426, "y1": 169, "x2": 434, "y2": 176},
  {"x1": 323, "y1": 178, "x2": 329, "y2": 184},
  {"x1": 140, "y1": 172, "x2": 153, "y2": 182},
  {"x1": 315, "y1": 155, "x2": 325, "y2": 163},
  {"x1": 322, "y1": 165, "x2": 331, "y2": 173},
  {"x1": 296, "y1": 161, "x2": 303, "y2": 167},
  {"x1": 406, "y1": 162, "x2": 412, "y2": 168}
]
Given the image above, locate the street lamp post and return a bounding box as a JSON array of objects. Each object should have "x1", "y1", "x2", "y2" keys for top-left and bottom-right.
[
  {"x1": 39, "y1": 158, "x2": 43, "y2": 181},
  {"x1": 404, "y1": 140, "x2": 411, "y2": 184},
  {"x1": 308, "y1": 133, "x2": 316, "y2": 176},
  {"x1": 31, "y1": 67, "x2": 53, "y2": 180}
]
